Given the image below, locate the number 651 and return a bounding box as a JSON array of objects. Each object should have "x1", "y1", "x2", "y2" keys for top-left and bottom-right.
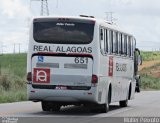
[{"x1": 74, "y1": 57, "x2": 88, "y2": 64}]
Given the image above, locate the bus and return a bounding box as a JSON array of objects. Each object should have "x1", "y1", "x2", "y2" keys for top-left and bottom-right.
[{"x1": 27, "y1": 15, "x2": 142, "y2": 113}]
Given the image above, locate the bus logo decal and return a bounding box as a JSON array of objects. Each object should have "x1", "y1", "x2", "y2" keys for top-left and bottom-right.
[
  {"x1": 108, "y1": 56, "x2": 113, "y2": 77},
  {"x1": 33, "y1": 68, "x2": 50, "y2": 83}
]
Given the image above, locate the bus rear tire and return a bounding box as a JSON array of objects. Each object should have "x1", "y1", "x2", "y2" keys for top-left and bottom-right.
[
  {"x1": 101, "y1": 88, "x2": 111, "y2": 113},
  {"x1": 135, "y1": 76, "x2": 141, "y2": 93},
  {"x1": 51, "y1": 104, "x2": 61, "y2": 112},
  {"x1": 119, "y1": 87, "x2": 129, "y2": 107},
  {"x1": 42, "y1": 102, "x2": 61, "y2": 112},
  {"x1": 101, "y1": 102, "x2": 109, "y2": 113},
  {"x1": 41, "y1": 101, "x2": 51, "y2": 111},
  {"x1": 119, "y1": 100, "x2": 128, "y2": 107},
  {"x1": 136, "y1": 86, "x2": 140, "y2": 93}
]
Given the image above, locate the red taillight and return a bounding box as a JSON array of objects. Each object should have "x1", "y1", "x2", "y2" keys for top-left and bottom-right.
[
  {"x1": 31, "y1": 90, "x2": 35, "y2": 93},
  {"x1": 92, "y1": 75, "x2": 98, "y2": 84},
  {"x1": 27, "y1": 72, "x2": 32, "y2": 81}
]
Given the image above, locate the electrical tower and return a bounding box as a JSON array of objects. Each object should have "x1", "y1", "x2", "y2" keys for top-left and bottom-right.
[
  {"x1": 31, "y1": 0, "x2": 49, "y2": 16},
  {"x1": 105, "y1": 12, "x2": 117, "y2": 24},
  {"x1": 41, "y1": 0, "x2": 49, "y2": 16}
]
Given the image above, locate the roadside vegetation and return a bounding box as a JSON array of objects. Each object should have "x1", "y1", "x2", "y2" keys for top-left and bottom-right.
[
  {"x1": 141, "y1": 51, "x2": 160, "y2": 61},
  {"x1": 0, "y1": 53, "x2": 27, "y2": 103},
  {"x1": 140, "y1": 51, "x2": 160, "y2": 90}
]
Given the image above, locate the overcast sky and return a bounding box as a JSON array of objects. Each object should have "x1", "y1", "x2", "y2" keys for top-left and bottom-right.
[{"x1": 0, "y1": 0, "x2": 160, "y2": 53}]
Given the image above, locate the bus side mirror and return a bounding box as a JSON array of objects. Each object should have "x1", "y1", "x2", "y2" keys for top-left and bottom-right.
[
  {"x1": 135, "y1": 48, "x2": 142, "y2": 65},
  {"x1": 138, "y1": 55, "x2": 142, "y2": 65}
]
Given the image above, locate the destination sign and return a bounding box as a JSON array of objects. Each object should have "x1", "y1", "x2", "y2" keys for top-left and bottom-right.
[{"x1": 33, "y1": 45, "x2": 92, "y2": 53}]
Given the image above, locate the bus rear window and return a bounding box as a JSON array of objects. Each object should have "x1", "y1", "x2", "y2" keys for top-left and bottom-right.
[{"x1": 33, "y1": 19, "x2": 95, "y2": 44}]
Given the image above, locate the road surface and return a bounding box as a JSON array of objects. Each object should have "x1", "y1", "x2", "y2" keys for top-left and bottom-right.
[{"x1": 0, "y1": 91, "x2": 160, "y2": 123}]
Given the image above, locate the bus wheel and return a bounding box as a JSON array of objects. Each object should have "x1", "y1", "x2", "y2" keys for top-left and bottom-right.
[
  {"x1": 101, "y1": 101, "x2": 109, "y2": 113},
  {"x1": 136, "y1": 87, "x2": 140, "y2": 93},
  {"x1": 41, "y1": 101, "x2": 51, "y2": 111},
  {"x1": 119, "y1": 88, "x2": 129, "y2": 107},
  {"x1": 135, "y1": 79, "x2": 141, "y2": 93},
  {"x1": 120, "y1": 83, "x2": 130, "y2": 107},
  {"x1": 51, "y1": 104, "x2": 61, "y2": 112},
  {"x1": 135, "y1": 76, "x2": 141, "y2": 93},
  {"x1": 119, "y1": 91, "x2": 129, "y2": 107},
  {"x1": 119, "y1": 100, "x2": 128, "y2": 107},
  {"x1": 101, "y1": 89, "x2": 111, "y2": 113}
]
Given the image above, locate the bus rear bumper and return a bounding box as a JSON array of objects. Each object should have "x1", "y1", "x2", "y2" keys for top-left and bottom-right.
[{"x1": 27, "y1": 84, "x2": 98, "y2": 104}]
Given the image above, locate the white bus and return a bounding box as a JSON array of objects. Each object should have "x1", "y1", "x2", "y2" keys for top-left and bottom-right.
[{"x1": 27, "y1": 15, "x2": 142, "y2": 112}]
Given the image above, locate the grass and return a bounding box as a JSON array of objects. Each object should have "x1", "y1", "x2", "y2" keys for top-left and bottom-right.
[
  {"x1": 0, "y1": 53, "x2": 27, "y2": 78},
  {"x1": 0, "y1": 53, "x2": 27, "y2": 103},
  {"x1": 0, "y1": 88, "x2": 27, "y2": 103},
  {"x1": 140, "y1": 51, "x2": 160, "y2": 90},
  {"x1": 141, "y1": 51, "x2": 160, "y2": 61},
  {"x1": 140, "y1": 74, "x2": 160, "y2": 90}
]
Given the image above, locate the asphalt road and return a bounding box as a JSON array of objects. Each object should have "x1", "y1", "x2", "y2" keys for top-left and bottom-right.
[{"x1": 0, "y1": 91, "x2": 160, "y2": 122}]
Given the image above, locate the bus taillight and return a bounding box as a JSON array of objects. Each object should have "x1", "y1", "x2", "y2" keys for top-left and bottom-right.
[
  {"x1": 27, "y1": 72, "x2": 32, "y2": 81},
  {"x1": 92, "y1": 74, "x2": 98, "y2": 84}
]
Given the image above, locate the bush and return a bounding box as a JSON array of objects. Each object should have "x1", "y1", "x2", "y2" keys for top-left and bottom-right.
[
  {"x1": 0, "y1": 74, "x2": 27, "y2": 103},
  {"x1": 0, "y1": 89, "x2": 27, "y2": 103},
  {"x1": 140, "y1": 74, "x2": 160, "y2": 90},
  {"x1": 0, "y1": 75, "x2": 10, "y2": 91},
  {"x1": 0, "y1": 53, "x2": 27, "y2": 103}
]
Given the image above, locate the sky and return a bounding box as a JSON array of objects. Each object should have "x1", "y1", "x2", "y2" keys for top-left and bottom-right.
[{"x1": 0, "y1": 0, "x2": 160, "y2": 53}]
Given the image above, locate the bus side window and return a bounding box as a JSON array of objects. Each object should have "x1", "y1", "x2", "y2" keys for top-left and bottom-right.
[
  {"x1": 118, "y1": 33, "x2": 122, "y2": 55},
  {"x1": 113, "y1": 31, "x2": 115, "y2": 54},
  {"x1": 109, "y1": 30, "x2": 113, "y2": 54},
  {"x1": 100, "y1": 28, "x2": 105, "y2": 54},
  {"x1": 124, "y1": 35, "x2": 127, "y2": 56},
  {"x1": 115, "y1": 32, "x2": 118, "y2": 54},
  {"x1": 133, "y1": 38, "x2": 136, "y2": 55},
  {"x1": 104, "y1": 29, "x2": 107, "y2": 54},
  {"x1": 105, "y1": 29, "x2": 108, "y2": 53},
  {"x1": 122, "y1": 34, "x2": 125, "y2": 55},
  {"x1": 128, "y1": 36, "x2": 131, "y2": 57},
  {"x1": 108, "y1": 29, "x2": 111, "y2": 54},
  {"x1": 131, "y1": 37, "x2": 133, "y2": 57},
  {"x1": 100, "y1": 28, "x2": 103, "y2": 40}
]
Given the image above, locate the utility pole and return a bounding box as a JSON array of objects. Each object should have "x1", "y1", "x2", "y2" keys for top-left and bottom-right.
[
  {"x1": 18, "y1": 43, "x2": 21, "y2": 54},
  {"x1": 0, "y1": 42, "x2": 4, "y2": 55},
  {"x1": 13, "y1": 43, "x2": 15, "y2": 54},
  {"x1": 31, "y1": 0, "x2": 49, "y2": 16}
]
